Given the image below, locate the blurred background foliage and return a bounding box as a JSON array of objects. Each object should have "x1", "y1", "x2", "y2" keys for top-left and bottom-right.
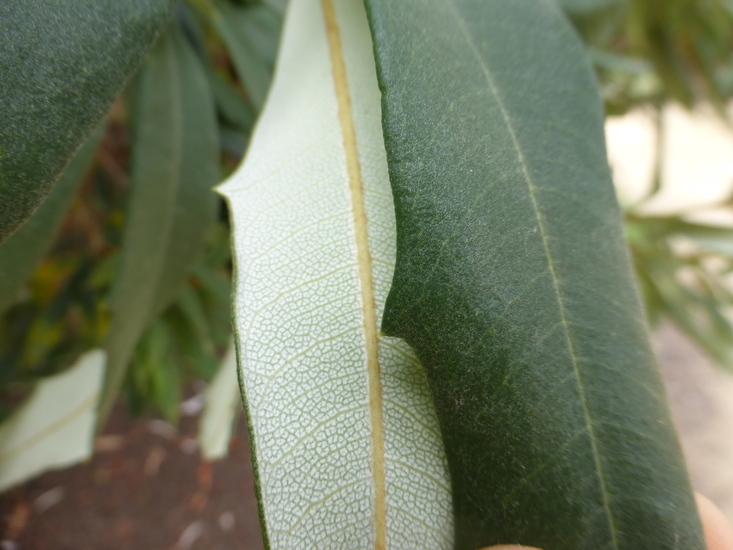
[
  {"x1": 1, "y1": 0, "x2": 732, "y2": 425},
  {"x1": 566, "y1": 0, "x2": 733, "y2": 369},
  {"x1": 0, "y1": 0, "x2": 284, "y2": 423}
]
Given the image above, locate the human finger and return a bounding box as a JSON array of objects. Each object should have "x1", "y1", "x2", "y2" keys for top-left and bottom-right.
[
  {"x1": 479, "y1": 493, "x2": 733, "y2": 550},
  {"x1": 696, "y1": 492, "x2": 733, "y2": 550}
]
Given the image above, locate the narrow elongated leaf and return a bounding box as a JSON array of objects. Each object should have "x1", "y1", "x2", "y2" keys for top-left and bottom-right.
[
  {"x1": 558, "y1": 0, "x2": 619, "y2": 13},
  {"x1": 0, "y1": 0, "x2": 176, "y2": 244},
  {"x1": 0, "y1": 349, "x2": 105, "y2": 492},
  {"x1": 229, "y1": 5, "x2": 282, "y2": 67},
  {"x1": 0, "y1": 126, "x2": 103, "y2": 315},
  {"x1": 211, "y1": 1, "x2": 277, "y2": 111},
  {"x1": 365, "y1": 1, "x2": 703, "y2": 548},
  {"x1": 263, "y1": 0, "x2": 288, "y2": 17},
  {"x1": 99, "y1": 27, "x2": 219, "y2": 425},
  {"x1": 671, "y1": 220, "x2": 733, "y2": 257},
  {"x1": 208, "y1": 69, "x2": 256, "y2": 134},
  {"x1": 219, "y1": 0, "x2": 452, "y2": 547},
  {"x1": 198, "y1": 344, "x2": 239, "y2": 461}
]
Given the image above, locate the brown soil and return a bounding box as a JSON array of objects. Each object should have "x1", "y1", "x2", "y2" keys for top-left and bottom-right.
[{"x1": 0, "y1": 400, "x2": 264, "y2": 550}]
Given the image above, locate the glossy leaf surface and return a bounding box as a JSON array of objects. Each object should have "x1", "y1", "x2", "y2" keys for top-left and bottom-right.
[
  {"x1": 220, "y1": 0, "x2": 452, "y2": 547},
  {"x1": 0, "y1": 0, "x2": 175, "y2": 243},
  {"x1": 365, "y1": 0, "x2": 703, "y2": 548}
]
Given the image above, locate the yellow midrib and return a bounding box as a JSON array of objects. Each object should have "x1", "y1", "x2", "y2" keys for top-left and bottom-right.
[
  {"x1": 0, "y1": 393, "x2": 98, "y2": 461},
  {"x1": 320, "y1": 1, "x2": 387, "y2": 549}
]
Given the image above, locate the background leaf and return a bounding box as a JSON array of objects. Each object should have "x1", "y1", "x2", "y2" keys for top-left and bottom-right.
[
  {"x1": 0, "y1": 0, "x2": 176, "y2": 243},
  {"x1": 365, "y1": 0, "x2": 704, "y2": 548},
  {"x1": 220, "y1": 0, "x2": 452, "y2": 546},
  {"x1": 211, "y1": 0, "x2": 282, "y2": 111},
  {"x1": 0, "y1": 349, "x2": 105, "y2": 492},
  {"x1": 198, "y1": 343, "x2": 239, "y2": 461},
  {"x1": 0, "y1": 126, "x2": 103, "y2": 315},
  {"x1": 99, "y1": 26, "x2": 220, "y2": 425},
  {"x1": 558, "y1": 0, "x2": 619, "y2": 14}
]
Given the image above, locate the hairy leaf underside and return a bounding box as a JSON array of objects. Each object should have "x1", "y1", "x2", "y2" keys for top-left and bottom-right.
[{"x1": 221, "y1": 0, "x2": 452, "y2": 547}]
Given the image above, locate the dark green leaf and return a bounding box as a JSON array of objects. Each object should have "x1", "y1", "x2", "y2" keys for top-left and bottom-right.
[
  {"x1": 194, "y1": 263, "x2": 232, "y2": 305},
  {"x1": 262, "y1": 0, "x2": 288, "y2": 17},
  {"x1": 219, "y1": 126, "x2": 249, "y2": 158},
  {"x1": 129, "y1": 320, "x2": 181, "y2": 422},
  {"x1": 0, "y1": 126, "x2": 103, "y2": 315},
  {"x1": 230, "y1": 5, "x2": 283, "y2": 66},
  {"x1": 210, "y1": 0, "x2": 277, "y2": 110},
  {"x1": 208, "y1": 71, "x2": 256, "y2": 133},
  {"x1": 0, "y1": 0, "x2": 176, "y2": 244},
  {"x1": 559, "y1": 0, "x2": 619, "y2": 14},
  {"x1": 99, "y1": 26, "x2": 219, "y2": 425},
  {"x1": 365, "y1": 0, "x2": 703, "y2": 548},
  {"x1": 176, "y1": 286, "x2": 215, "y2": 355},
  {"x1": 589, "y1": 48, "x2": 652, "y2": 75}
]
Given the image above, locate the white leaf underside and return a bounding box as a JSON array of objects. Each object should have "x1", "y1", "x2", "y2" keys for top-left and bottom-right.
[
  {"x1": 199, "y1": 343, "x2": 240, "y2": 461},
  {"x1": 219, "y1": 0, "x2": 453, "y2": 547},
  {"x1": 0, "y1": 349, "x2": 105, "y2": 492}
]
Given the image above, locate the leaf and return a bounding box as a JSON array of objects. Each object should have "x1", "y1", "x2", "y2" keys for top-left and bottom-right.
[
  {"x1": 98, "y1": 26, "x2": 220, "y2": 426},
  {"x1": 178, "y1": 287, "x2": 216, "y2": 353},
  {"x1": 198, "y1": 343, "x2": 240, "y2": 461},
  {"x1": 558, "y1": 0, "x2": 619, "y2": 13},
  {"x1": 0, "y1": 349, "x2": 105, "y2": 492},
  {"x1": 181, "y1": 2, "x2": 257, "y2": 134},
  {"x1": 228, "y1": 4, "x2": 283, "y2": 68},
  {"x1": 671, "y1": 221, "x2": 733, "y2": 258},
  {"x1": 262, "y1": 0, "x2": 288, "y2": 17},
  {"x1": 365, "y1": 0, "x2": 704, "y2": 548},
  {"x1": 0, "y1": 0, "x2": 176, "y2": 244},
  {"x1": 589, "y1": 49, "x2": 652, "y2": 75},
  {"x1": 131, "y1": 320, "x2": 182, "y2": 422},
  {"x1": 210, "y1": 0, "x2": 278, "y2": 110},
  {"x1": 219, "y1": 0, "x2": 452, "y2": 547},
  {"x1": 0, "y1": 126, "x2": 103, "y2": 315},
  {"x1": 208, "y1": 70, "x2": 256, "y2": 134}
]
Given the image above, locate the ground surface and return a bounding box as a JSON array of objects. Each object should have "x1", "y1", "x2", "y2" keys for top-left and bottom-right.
[
  {"x1": 0, "y1": 398, "x2": 263, "y2": 550},
  {"x1": 658, "y1": 325, "x2": 733, "y2": 521},
  {"x1": 1, "y1": 326, "x2": 733, "y2": 549}
]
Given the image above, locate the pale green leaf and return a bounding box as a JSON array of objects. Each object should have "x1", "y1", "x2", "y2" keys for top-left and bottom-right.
[
  {"x1": 198, "y1": 343, "x2": 240, "y2": 461},
  {"x1": 219, "y1": 0, "x2": 452, "y2": 547},
  {"x1": 0, "y1": 350, "x2": 105, "y2": 492},
  {"x1": 99, "y1": 26, "x2": 219, "y2": 425}
]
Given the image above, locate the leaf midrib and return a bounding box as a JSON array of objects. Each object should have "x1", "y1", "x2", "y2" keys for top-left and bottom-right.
[
  {"x1": 0, "y1": 393, "x2": 98, "y2": 461},
  {"x1": 445, "y1": 2, "x2": 619, "y2": 546},
  {"x1": 320, "y1": 1, "x2": 387, "y2": 548},
  {"x1": 99, "y1": 36, "x2": 184, "y2": 425}
]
